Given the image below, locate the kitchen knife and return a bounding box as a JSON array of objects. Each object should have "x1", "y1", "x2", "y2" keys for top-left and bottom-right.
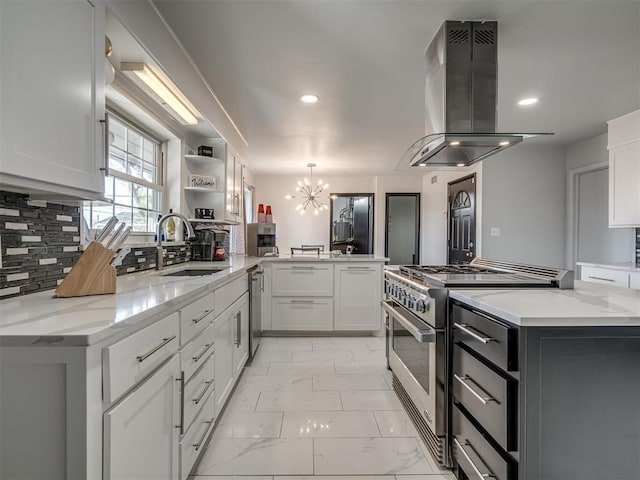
[
  {"x1": 105, "y1": 222, "x2": 126, "y2": 250},
  {"x1": 110, "y1": 226, "x2": 131, "y2": 252},
  {"x1": 95, "y1": 216, "x2": 118, "y2": 244}
]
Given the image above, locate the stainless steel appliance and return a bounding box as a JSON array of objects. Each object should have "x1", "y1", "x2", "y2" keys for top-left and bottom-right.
[
  {"x1": 248, "y1": 265, "x2": 264, "y2": 358},
  {"x1": 399, "y1": 21, "x2": 551, "y2": 169},
  {"x1": 191, "y1": 228, "x2": 227, "y2": 261},
  {"x1": 247, "y1": 223, "x2": 277, "y2": 257},
  {"x1": 383, "y1": 258, "x2": 573, "y2": 467}
]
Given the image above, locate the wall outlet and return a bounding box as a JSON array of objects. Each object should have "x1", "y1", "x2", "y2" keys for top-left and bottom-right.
[{"x1": 491, "y1": 227, "x2": 501, "y2": 237}]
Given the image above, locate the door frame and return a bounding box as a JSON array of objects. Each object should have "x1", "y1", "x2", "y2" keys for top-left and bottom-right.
[
  {"x1": 566, "y1": 161, "x2": 609, "y2": 270},
  {"x1": 447, "y1": 173, "x2": 477, "y2": 264},
  {"x1": 384, "y1": 193, "x2": 421, "y2": 264}
]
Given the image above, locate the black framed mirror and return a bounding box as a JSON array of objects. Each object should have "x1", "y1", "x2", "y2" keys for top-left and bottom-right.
[{"x1": 329, "y1": 193, "x2": 374, "y2": 254}]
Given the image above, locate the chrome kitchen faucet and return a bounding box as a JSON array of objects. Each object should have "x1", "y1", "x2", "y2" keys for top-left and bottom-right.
[{"x1": 156, "y1": 212, "x2": 196, "y2": 270}]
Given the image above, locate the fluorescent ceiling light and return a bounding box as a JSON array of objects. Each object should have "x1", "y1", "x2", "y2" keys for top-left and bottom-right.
[
  {"x1": 499, "y1": 141, "x2": 510, "y2": 146},
  {"x1": 300, "y1": 94, "x2": 319, "y2": 104},
  {"x1": 449, "y1": 141, "x2": 461, "y2": 146},
  {"x1": 456, "y1": 163, "x2": 465, "y2": 167},
  {"x1": 518, "y1": 97, "x2": 539, "y2": 106},
  {"x1": 121, "y1": 62, "x2": 199, "y2": 125}
]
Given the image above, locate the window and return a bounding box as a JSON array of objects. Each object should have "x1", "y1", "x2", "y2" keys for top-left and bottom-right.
[{"x1": 84, "y1": 113, "x2": 163, "y2": 233}]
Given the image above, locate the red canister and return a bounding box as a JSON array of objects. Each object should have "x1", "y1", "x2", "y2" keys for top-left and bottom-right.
[
  {"x1": 258, "y1": 203, "x2": 266, "y2": 223},
  {"x1": 265, "y1": 205, "x2": 273, "y2": 223}
]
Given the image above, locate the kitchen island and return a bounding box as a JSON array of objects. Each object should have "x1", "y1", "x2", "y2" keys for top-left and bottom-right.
[{"x1": 448, "y1": 281, "x2": 640, "y2": 480}]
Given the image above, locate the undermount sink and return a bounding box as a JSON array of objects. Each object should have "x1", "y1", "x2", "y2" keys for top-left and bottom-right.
[{"x1": 163, "y1": 268, "x2": 228, "y2": 277}]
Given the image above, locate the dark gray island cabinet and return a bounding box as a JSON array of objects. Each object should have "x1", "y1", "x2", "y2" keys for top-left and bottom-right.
[{"x1": 449, "y1": 296, "x2": 640, "y2": 480}]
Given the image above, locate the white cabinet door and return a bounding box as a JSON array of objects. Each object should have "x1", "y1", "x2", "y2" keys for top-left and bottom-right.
[
  {"x1": 334, "y1": 264, "x2": 382, "y2": 330},
  {"x1": 0, "y1": 0, "x2": 105, "y2": 198},
  {"x1": 104, "y1": 355, "x2": 180, "y2": 480},
  {"x1": 271, "y1": 264, "x2": 334, "y2": 296},
  {"x1": 223, "y1": 145, "x2": 243, "y2": 223},
  {"x1": 213, "y1": 309, "x2": 234, "y2": 415},
  {"x1": 630, "y1": 272, "x2": 640, "y2": 290},
  {"x1": 272, "y1": 298, "x2": 334, "y2": 331},
  {"x1": 580, "y1": 266, "x2": 629, "y2": 288},
  {"x1": 233, "y1": 293, "x2": 250, "y2": 376},
  {"x1": 609, "y1": 142, "x2": 640, "y2": 227}
]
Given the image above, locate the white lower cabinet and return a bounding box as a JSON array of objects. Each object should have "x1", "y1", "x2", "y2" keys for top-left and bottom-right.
[
  {"x1": 103, "y1": 355, "x2": 180, "y2": 480},
  {"x1": 580, "y1": 265, "x2": 630, "y2": 288},
  {"x1": 232, "y1": 293, "x2": 250, "y2": 376},
  {"x1": 180, "y1": 390, "x2": 215, "y2": 480},
  {"x1": 631, "y1": 272, "x2": 640, "y2": 290},
  {"x1": 272, "y1": 298, "x2": 334, "y2": 331},
  {"x1": 213, "y1": 305, "x2": 236, "y2": 416},
  {"x1": 334, "y1": 264, "x2": 382, "y2": 330}
]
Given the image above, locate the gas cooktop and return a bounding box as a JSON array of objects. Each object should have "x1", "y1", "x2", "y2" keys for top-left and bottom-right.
[{"x1": 396, "y1": 259, "x2": 574, "y2": 289}]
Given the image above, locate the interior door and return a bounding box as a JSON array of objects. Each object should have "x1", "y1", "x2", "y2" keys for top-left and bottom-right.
[
  {"x1": 448, "y1": 175, "x2": 476, "y2": 264},
  {"x1": 385, "y1": 193, "x2": 420, "y2": 265}
]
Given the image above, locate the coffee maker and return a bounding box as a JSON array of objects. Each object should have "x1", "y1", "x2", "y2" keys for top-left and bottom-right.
[
  {"x1": 247, "y1": 223, "x2": 277, "y2": 256},
  {"x1": 192, "y1": 228, "x2": 228, "y2": 261}
]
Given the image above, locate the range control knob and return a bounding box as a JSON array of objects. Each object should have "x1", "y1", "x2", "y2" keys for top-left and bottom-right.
[{"x1": 416, "y1": 300, "x2": 426, "y2": 313}]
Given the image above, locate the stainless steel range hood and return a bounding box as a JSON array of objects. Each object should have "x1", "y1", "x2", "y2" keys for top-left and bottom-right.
[{"x1": 401, "y1": 21, "x2": 551, "y2": 168}]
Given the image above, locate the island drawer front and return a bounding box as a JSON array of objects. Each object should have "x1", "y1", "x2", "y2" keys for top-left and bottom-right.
[
  {"x1": 631, "y1": 272, "x2": 640, "y2": 289},
  {"x1": 452, "y1": 302, "x2": 518, "y2": 372},
  {"x1": 271, "y1": 264, "x2": 334, "y2": 296},
  {"x1": 272, "y1": 298, "x2": 333, "y2": 330},
  {"x1": 216, "y1": 276, "x2": 249, "y2": 314},
  {"x1": 180, "y1": 385, "x2": 215, "y2": 480},
  {"x1": 580, "y1": 266, "x2": 629, "y2": 287},
  {"x1": 180, "y1": 293, "x2": 215, "y2": 345},
  {"x1": 453, "y1": 344, "x2": 517, "y2": 452},
  {"x1": 104, "y1": 312, "x2": 180, "y2": 404},
  {"x1": 452, "y1": 403, "x2": 513, "y2": 480},
  {"x1": 181, "y1": 323, "x2": 215, "y2": 383},
  {"x1": 183, "y1": 353, "x2": 215, "y2": 432}
]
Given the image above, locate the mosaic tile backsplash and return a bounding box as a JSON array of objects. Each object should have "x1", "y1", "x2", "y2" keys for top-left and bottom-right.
[{"x1": 0, "y1": 191, "x2": 193, "y2": 299}]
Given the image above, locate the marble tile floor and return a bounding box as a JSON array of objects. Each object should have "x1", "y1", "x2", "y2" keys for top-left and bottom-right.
[{"x1": 192, "y1": 336, "x2": 454, "y2": 480}]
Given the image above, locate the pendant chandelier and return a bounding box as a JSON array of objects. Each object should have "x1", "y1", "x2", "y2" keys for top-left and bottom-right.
[{"x1": 285, "y1": 163, "x2": 332, "y2": 215}]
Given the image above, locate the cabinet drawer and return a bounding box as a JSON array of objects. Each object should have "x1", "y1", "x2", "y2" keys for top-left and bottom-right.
[
  {"x1": 580, "y1": 266, "x2": 629, "y2": 288},
  {"x1": 181, "y1": 292, "x2": 215, "y2": 345},
  {"x1": 181, "y1": 323, "x2": 215, "y2": 383},
  {"x1": 272, "y1": 264, "x2": 333, "y2": 296},
  {"x1": 272, "y1": 298, "x2": 333, "y2": 330},
  {"x1": 630, "y1": 272, "x2": 640, "y2": 290},
  {"x1": 180, "y1": 383, "x2": 215, "y2": 480},
  {"x1": 453, "y1": 404, "x2": 516, "y2": 480},
  {"x1": 452, "y1": 303, "x2": 518, "y2": 372},
  {"x1": 183, "y1": 353, "x2": 215, "y2": 432},
  {"x1": 104, "y1": 313, "x2": 179, "y2": 404},
  {"x1": 216, "y1": 276, "x2": 248, "y2": 314},
  {"x1": 453, "y1": 345, "x2": 517, "y2": 452}
]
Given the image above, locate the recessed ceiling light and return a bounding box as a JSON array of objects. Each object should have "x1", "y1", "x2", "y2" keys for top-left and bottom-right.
[
  {"x1": 518, "y1": 97, "x2": 539, "y2": 106},
  {"x1": 456, "y1": 163, "x2": 465, "y2": 167},
  {"x1": 499, "y1": 141, "x2": 510, "y2": 146},
  {"x1": 300, "y1": 94, "x2": 319, "y2": 104},
  {"x1": 449, "y1": 141, "x2": 461, "y2": 146}
]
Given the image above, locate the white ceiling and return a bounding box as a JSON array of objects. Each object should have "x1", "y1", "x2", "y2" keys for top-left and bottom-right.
[{"x1": 152, "y1": 0, "x2": 640, "y2": 176}]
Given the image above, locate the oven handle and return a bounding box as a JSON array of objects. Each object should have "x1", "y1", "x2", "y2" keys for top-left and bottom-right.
[{"x1": 381, "y1": 301, "x2": 436, "y2": 343}]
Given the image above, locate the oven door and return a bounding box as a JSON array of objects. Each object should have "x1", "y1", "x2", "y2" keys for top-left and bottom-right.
[{"x1": 383, "y1": 299, "x2": 438, "y2": 430}]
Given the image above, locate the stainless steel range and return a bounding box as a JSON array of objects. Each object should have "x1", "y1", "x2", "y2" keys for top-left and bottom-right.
[{"x1": 383, "y1": 258, "x2": 573, "y2": 467}]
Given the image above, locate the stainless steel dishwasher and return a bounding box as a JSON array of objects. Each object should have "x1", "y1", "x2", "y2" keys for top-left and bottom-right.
[{"x1": 248, "y1": 265, "x2": 263, "y2": 358}]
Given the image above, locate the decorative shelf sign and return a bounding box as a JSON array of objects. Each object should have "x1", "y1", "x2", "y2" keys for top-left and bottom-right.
[{"x1": 188, "y1": 174, "x2": 217, "y2": 190}]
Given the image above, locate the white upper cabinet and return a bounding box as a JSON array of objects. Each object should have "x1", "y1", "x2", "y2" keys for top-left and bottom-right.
[
  {"x1": 608, "y1": 110, "x2": 640, "y2": 227},
  {"x1": 0, "y1": 0, "x2": 105, "y2": 199},
  {"x1": 224, "y1": 144, "x2": 244, "y2": 223}
]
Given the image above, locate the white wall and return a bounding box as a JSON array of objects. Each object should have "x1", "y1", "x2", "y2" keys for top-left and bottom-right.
[
  {"x1": 566, "y1": 133, "x2": 608, "y2": 170},
  {"x1": 252, "y1": 174, "x2": 423, "y2": 256},
  {"x1": 482, "y1": 145, "x2": 566, "y2": 267}
]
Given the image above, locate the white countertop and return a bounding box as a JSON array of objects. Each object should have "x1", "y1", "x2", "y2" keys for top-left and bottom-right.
[
  {"x1": 261, "y1": 254, "x2": 388, "y2": 262},
  {"x1": 450, "y1": 280, "x2": 640, "y2": 327},
  {"x1": 0, "y1": 256, "x2": 260, "y2": 347},
  {"x1": 576, "y1": 261, "x2": 640, "y2": 273}
]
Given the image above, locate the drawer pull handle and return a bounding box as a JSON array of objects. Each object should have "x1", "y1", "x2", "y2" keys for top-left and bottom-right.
[
  {"x1": 454, "y1": 438, "x2": 496, "y2": 478},
  {"x1": 454, "y1": 323, "x2": 495, "y2": 344},
  {"x1": 453, "y1": 374, "x2": 496, "y2": 405},
  {"x1": 587, "y1": 276, "x2": 615, "y2": 282},
  {"x1": 192, "y1": 343, "x2": 213, "y2": 362},
  {"x1": 193, "y1": 419, "x2": 214, "y2": 451},
  {"x1": 193, "y1": 380, "x2": 214, "y2": 405},
  {"x1": 291, "y1": 300, "x2": 314, "y2": 304},
  {"x1": 193, "y1": 309, "x2": 213, "y2": 324},
  {"x1": 136, "y1": 335, "x2": 176, "y2": 363},
  {"x1": 291, "y1": 267, "x2": 314, "y2": 271},
  {"x1": 346, "y1": 266, "x2": 371, "y2": 270}
]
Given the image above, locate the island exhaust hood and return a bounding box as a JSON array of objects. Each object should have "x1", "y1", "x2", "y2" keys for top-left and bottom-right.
[{"x1": 400, "y1": 21, "x2": 551, "y2": 168}]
